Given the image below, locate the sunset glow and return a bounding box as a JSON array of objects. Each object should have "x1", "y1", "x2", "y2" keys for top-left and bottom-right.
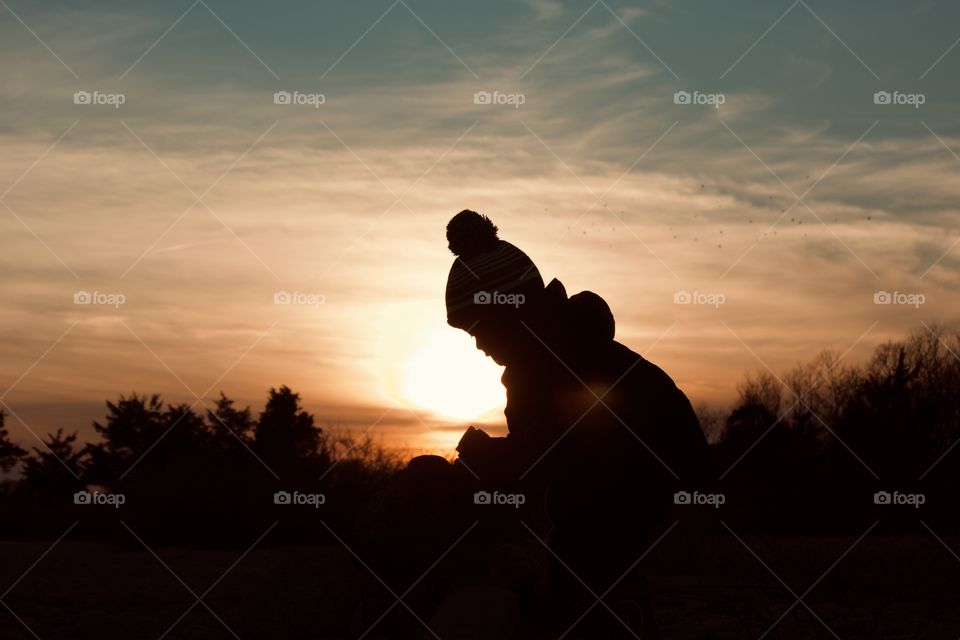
[
  {"x1": 399, "y1": 328, "x2": 506, "y2": 423},
  {"x1": 1, "y1": 0, "x2": 958, "y2": 456}
]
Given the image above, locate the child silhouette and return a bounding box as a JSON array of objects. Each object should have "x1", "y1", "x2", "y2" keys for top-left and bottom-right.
[{"x1": 445, "y1": 210, "x2": 709, "y2": 637}]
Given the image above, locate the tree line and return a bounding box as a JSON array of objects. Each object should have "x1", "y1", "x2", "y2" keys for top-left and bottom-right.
[
  {"x1": 2, "y1": 327, "x2": 959, "y2": 540},
  {"x1": 0, "y1": 386, "x2": 401, "y2": 541}
]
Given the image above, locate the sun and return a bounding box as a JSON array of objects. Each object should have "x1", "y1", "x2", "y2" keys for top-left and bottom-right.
[{"x1": 400, "y1": 327, "x2": 506, "y2": 422}]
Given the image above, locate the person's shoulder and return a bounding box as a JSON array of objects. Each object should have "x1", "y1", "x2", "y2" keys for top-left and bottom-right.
[{"x1": 608, "y1": 341, "x2": 676, "y2": 385}]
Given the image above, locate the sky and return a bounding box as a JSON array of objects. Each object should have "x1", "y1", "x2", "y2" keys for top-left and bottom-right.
[{"x1": 1, "y1": 0, "x2": 959, "y2": 458}]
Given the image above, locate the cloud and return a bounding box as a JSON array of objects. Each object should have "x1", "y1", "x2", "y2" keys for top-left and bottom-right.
[{"x1": 526, "y1": 0, "x2": 563, "y2": 20}]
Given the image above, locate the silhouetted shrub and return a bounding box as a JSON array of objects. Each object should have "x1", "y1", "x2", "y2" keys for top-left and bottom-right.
[
  {"x1": 0, "y1": 410, "x2": 26, "y2": 472},
  {"x1": 715, "y1": 327, "x2": 960, "y2": 533}
]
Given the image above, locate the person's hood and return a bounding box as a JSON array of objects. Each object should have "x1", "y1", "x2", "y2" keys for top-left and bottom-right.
[{"x1": 541, "y1": 278, "x2": 615, "y2": 343}]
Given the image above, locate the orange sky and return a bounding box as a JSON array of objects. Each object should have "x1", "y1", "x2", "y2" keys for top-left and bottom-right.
[{"x1": 2, "y1": 0, "x2": 959, "y2": 458}]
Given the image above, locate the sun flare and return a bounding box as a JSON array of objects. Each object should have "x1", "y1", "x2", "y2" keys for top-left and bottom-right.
[{"x1": 400, "y1": 328, "x2": 506, "y2": 422}]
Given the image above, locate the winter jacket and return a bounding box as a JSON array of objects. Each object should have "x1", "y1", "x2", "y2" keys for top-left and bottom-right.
[{"x1": 501, "y1": 279, "x2": 709, "y2": 500}]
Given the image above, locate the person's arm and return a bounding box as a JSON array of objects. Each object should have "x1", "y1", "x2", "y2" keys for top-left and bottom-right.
[{"x1": 456, "y1": 426, "x2": 516, "y2": 482}]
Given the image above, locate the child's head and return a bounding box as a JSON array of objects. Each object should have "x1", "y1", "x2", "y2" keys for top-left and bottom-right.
[{"x1": 444, "y1": 210, "x2": 545, "y2": 365}]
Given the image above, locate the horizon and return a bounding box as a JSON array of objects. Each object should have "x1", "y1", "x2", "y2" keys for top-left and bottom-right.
[{"x1": 3, "y1": 0, "x2": 960, "y2": 457}]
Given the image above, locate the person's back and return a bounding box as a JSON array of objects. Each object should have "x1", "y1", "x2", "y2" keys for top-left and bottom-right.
[
  {"x1": 569, "y1": 335, "x2": 709, "y2": 489},
  {"x1": 493, "y1": 279, "x2": 707, "y2": 491}
]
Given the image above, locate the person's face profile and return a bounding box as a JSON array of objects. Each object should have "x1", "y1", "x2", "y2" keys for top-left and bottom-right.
[{"x1": 467, "y1": 317, "x2": 518, "y2": 366}]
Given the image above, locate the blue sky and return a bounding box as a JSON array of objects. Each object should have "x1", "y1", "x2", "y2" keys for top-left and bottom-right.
[{"x1": 2, "y1": 0, "x2": 959, "y2": 454}]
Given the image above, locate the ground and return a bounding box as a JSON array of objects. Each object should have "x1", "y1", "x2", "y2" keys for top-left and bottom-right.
[{"x1": 1, "y1": 532, "x2": 957, "y2": 639}]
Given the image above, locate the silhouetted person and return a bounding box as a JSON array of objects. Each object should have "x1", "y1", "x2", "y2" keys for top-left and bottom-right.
[{"x1": 445, "y1": 210, "x2": 708, "y2": 637}]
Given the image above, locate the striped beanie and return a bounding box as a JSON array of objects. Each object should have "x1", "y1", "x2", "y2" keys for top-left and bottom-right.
[{"x1": 445, "y1": 210, "x2": 544, "y2": 329}]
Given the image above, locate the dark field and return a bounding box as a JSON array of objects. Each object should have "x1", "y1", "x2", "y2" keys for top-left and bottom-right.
[{"x1": 2, "y1": 529, "x2": 958, "y2": 639}]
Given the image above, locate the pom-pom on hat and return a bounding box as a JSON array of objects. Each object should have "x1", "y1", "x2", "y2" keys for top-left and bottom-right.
[{"x1": 445, "y1": 210, "x2": 544, "y2": 329}]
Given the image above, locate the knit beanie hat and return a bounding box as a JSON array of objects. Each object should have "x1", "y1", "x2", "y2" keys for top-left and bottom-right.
[{"x1": 445, "y1": 210, "x2": 545, "y2": 329}]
